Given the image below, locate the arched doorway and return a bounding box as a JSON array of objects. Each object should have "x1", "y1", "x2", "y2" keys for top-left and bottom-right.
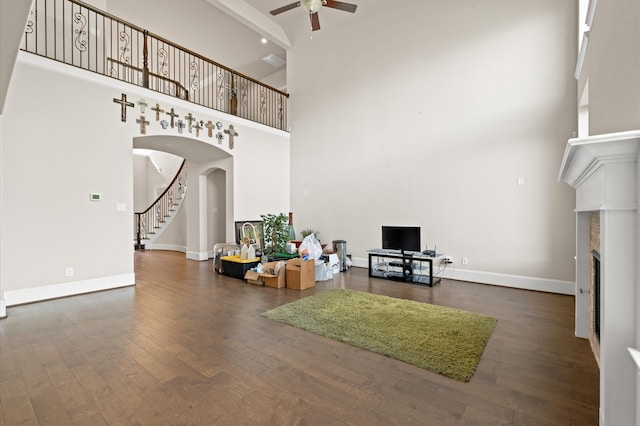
[{"x1": 133, "y1": 135, "x2": 233, "y2": 260}]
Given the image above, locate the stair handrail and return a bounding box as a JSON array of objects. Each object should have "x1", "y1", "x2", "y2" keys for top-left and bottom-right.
[
  {"x1": 135, "y1": 159, "x2": 187, "y2": 248},
  {"x1": 21, "y1": 0, "x2": 289, "y2": 130}
]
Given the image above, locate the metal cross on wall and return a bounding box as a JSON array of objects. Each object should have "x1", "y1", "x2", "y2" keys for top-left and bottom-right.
[
  {"x1": 166, "y1": 108, "x2": 178, "y2": 128},
  {"x1": 136, "y1": 115, "x2": 150, "y2": 134},
  {"x1": 151, "y1": 103, "x2": 164, "y2": 121},
  {"x1": 113, "y1": 93, "x2": 134, "y2": 122},
  {"x1": 193, "y1": 121, "x2": 202, "y2": 137},
  {"x1": 137, "y1": 99, "x2": 148, "y2": 113},
  {"x1": 205, "y1": 120, "x2": 215, "y2": 137},
  {"x1": 224, "y1": 125, "x2": 239, "y2": 150},
  {"x1": 184, "y1": 113, "x2": 195, "y2": 133}
]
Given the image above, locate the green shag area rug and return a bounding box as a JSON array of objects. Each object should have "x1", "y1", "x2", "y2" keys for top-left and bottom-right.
[{"x1": 262, "y1": 289, "x2": 497, "y2": 381}]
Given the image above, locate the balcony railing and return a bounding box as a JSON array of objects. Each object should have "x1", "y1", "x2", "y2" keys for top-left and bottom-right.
[{"x1": 22, "y1": 0, "x2": 289, "y2": 131}]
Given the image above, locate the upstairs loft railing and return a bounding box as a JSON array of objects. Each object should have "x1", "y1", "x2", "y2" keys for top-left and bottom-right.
[
  {"x1": 135, "y1": 159, "x2": 187, "y2": 249},
  {"x1": 22, "y1": 0, "x2": 289, "y2": 131}
]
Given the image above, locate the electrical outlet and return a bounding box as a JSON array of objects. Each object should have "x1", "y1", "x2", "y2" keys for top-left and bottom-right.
[
  {"x1": 443, "y1": 256, "x2": 453, "y2": 264},
  {"x1": 65, "y1": 267, "x2": 74, "y2": 277},
  {"x1": 461, "y1": 257, "x2": 469, "y2": 266}
]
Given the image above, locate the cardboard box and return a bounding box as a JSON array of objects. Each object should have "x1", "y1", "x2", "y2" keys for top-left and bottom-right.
[
  {"x1": 243, "y1": 261, "x2": 286, "y2": 288},
  {"x1": 261, "y1": 261, "x2": 286, "y2": 288},
  {"x1": 244, "y1": 270, "x2": 263, "y2": 285},
  {"x1": 286, "y1": 258, "x2": 315, "y2": 290}
]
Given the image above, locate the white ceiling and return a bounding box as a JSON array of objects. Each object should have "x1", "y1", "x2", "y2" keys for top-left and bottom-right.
[{"x1": 209, "y1": 0, "x2": 366, "y2": 84}]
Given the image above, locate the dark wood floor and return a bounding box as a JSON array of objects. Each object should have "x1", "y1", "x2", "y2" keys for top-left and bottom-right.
[{"x1": 0, "y1": 250, "x2": 599, "y2": 425}]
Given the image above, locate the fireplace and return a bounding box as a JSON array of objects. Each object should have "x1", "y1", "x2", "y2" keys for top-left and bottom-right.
[{"x1": 559, "y1": 130, "x2": 640, "y2": 425}]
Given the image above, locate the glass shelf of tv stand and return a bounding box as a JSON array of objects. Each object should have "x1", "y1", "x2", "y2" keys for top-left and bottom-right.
[{"x1": 367, "y1": 249, "x2": 443, "y2": 287}]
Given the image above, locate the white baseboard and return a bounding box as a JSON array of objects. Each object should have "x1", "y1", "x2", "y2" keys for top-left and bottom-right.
[
  {"x1": 186, "y1": 251, "x2": 209, "y2": 261},
  {"x1": 3, "y1": 273, "x2": 135, "y2": 307},
  {"x1": 446, "y1": 268, "x2": 574, "y2": 295},
  {"x1": 144, "y1": 245, "x2": 211, "y2": 261},
  {"x1": 146, "y1": 244, "x2": 187, "y2": 253},
  {"x1": 351, "y1": 257, "x2": 574, "y2": 295},
  {"x1": 0, "y1": 300, "x2": 6, "y2": 318}
]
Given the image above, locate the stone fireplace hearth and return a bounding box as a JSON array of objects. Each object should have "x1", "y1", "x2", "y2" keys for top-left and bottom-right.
[{"x1": 559, "y1": 130, "x2": 639, "y2": 426}]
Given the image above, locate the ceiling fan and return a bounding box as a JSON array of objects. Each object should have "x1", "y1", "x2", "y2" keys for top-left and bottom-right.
[{"x1": 270, "y1": 0, "x2": 358, "y2": 31}]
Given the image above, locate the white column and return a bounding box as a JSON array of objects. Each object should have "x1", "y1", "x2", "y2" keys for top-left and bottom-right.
[{"x1": 600, "y1": 209, "x2": 636, "y2": 426}]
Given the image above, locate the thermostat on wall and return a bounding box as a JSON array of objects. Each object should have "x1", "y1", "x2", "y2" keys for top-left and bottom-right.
[{"x1": 90, "y1": 193, "x2": 101, "y2": 201}]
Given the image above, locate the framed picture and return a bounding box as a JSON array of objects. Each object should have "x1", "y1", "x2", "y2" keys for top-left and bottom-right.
[{"x1": 234, "y1": 220, "x2": 263, "y2": 249}]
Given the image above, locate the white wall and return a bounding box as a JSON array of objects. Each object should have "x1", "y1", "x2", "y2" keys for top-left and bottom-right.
[
  {"x1": 2, "y1": 55, "x2": 135, "y2": 301},
  {"x1": 579, "y1": 0, "x2": 640, "y2": 134},
  {"x1": 287, "y1": 0, "x2": 578, "y2": 291},
  {"x1": 133, "y1": 151, "x2": 182, "y2": 211},
  {"x1": 0, "y1": 52, "x2": 290, "y2": 306}
]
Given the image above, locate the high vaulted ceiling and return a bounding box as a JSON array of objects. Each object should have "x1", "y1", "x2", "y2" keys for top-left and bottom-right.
[{"x1": 206, "y1": 0, "x2": 375, "y2": 86}]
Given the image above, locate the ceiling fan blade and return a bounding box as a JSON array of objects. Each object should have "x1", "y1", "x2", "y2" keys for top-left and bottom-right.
[
  {"x1": 270, "y1": 2, "x2": 301, "y2": 15},
  {"x1": 323, "y1": 0, "x2": 357, "y2": 13},
  {"x1": 310, "y1": 11, "x2": 320, "y2": 31}
]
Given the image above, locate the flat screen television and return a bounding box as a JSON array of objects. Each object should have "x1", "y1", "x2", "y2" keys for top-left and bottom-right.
[{"x1": 382, "y1": 226, "x2": 421, "y2": 252}]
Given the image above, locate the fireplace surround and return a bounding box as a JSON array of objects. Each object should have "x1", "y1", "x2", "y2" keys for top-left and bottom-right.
[{"x1": 559, "y1": 130, "x2": 639, "y2": 426}]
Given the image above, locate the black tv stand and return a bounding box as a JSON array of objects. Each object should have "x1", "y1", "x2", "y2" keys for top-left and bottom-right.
[{"x1": 367, "y1": 249, "x2": 442, "y2": 287}]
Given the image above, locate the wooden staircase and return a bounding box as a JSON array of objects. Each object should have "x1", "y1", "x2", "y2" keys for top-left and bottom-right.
[{"x1": 135, "y1": 160, "x2": 187, "y2": 249}]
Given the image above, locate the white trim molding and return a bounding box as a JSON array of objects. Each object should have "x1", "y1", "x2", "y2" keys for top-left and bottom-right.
[
  {"x1": 629, "y1": 348, "x2": 640, "y2": 373},
  {"x1": 575, "y1": 31, "x2": 589, "y2": 80},
  {"x1": 586, "y1": 0, "x2": 598, "y2": 27},
  {"x1": 186, "y1": 251, "x2": 209, "y2": 261},
  {"x1": 145, "y1": 244, "x2": 187, "y2": 253},
  {"x1": 4, "y1": 274, "x2": 135, "y2": 307}
]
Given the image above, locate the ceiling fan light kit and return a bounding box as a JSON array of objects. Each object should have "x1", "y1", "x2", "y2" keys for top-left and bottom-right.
[
  {"x1": 270, "y1": 0, "x2": 357, "y2": 31},
  {"x1": 300, "y1": 0, "x2": 323, "y2": 14}
]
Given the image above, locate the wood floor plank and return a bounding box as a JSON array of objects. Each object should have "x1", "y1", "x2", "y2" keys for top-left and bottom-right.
[
  {"x1": 0, "y1": 375, "x2": 39, "y2": 426},
  {"x1": 0, "y1": 250, "x2": 599, "y2": 425}
]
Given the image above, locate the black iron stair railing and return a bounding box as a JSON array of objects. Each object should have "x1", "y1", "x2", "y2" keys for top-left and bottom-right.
[
  {"x1": 22, "y1": 0, "x2": 289, "y2": 131},
  {"x1": 135, "y1": 160, "x2": 187, "y2": 249}
]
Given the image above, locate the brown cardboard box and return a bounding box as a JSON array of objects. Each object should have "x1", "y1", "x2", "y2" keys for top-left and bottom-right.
[
  {"x1": 286, "y1": 258, "x2": 315, "y2": 290},
  {"x1": 262, "y1": 261, "x2": 286, "y2": 288},
  {"x1": 244, "y1": 270, "x2": 263, "y2": 285},
  {"x1": 244, "y1": 261, "x2": 286, "y2": 288}
]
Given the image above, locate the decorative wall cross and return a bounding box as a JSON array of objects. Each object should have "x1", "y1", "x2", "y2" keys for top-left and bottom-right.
[
  {"x1": 224, "y1": 125, "x2": 239, "y2": 150},
  {"x1": 137, "y1": 99, "x2": 148, "y2": 113},
  {"x1": 193, "y1": 121, "x2": 203, "y2": 137},
  {"x1": 205, "y1": 120, "x2": 215, "y2": 137},
  {"x1": 113, "y1": 93, "x2": 134, "y2": 122},
  {"x1": 177, "y1": 120, "x2": 185, "y2": 134},
  {"x1": 151, "y1": 103, "x2": 164, "y2": 121},
  {"x1": 216, "y1": 132, "x2": 224, "y2": 144},
  {"x1": 184, "y1": 113, "x2": 195, "y2": 133},
  {"x1": 160, "y1": 120, "x2": 169, "y2": 129},
  {"x1": 136, "y1": 115, "x2": 150, "y2": 134},
  {"x1": 166, "y1": 108, "x2": 178, "y2": 128}
]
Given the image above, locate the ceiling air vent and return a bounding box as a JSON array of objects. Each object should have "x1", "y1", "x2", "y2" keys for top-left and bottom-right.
[{"x1": 262, "y1": 53, "x2": 286, "y2": 67}]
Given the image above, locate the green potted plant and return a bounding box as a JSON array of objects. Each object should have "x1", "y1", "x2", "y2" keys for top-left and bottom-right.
[
  {"x1": 301, "y1": 229, "x2": 320, "y2": 239},
  {"x1": 260, "y1": 213, "x2": 289, "y2": 255}
]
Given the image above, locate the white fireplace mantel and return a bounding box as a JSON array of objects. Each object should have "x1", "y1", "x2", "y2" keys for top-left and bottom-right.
[
  {"x1": 559, "y1": 130, "x2": 640, "y2": 212},
  {"x1": 559, "y1": 130, "x2": 639, "y2": 426}
]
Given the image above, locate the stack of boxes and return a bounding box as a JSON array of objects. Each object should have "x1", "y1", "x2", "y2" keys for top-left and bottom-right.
[{"x1": 244, "y1": 257, "x2": 315, "y2": 290}]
